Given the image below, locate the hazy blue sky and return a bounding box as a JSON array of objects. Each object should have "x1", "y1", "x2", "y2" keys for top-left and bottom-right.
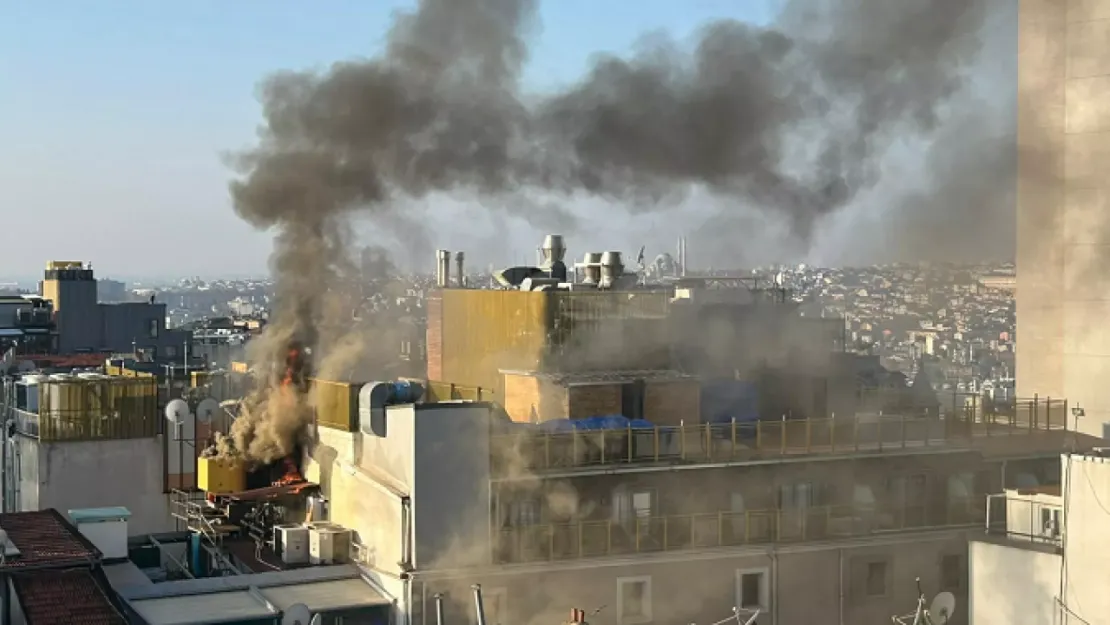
[{"x1": 1, "y1": 1, "x2": 778, "y2": 283}]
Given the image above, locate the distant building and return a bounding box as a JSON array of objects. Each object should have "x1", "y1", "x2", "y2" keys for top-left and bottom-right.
[
  {"x1": 0, "y1": 294, "x2": 55, "y2": 355},
  {"x1": 97, "y1": 278, "x2": 128, "y2": 303},
  {"x1": 39, "y1": 261, "x2": 190, "y2": 362}
]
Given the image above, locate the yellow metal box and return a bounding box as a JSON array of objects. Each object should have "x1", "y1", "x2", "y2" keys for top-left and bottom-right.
[{"x1": 197, "y1": 457, "x2": 246, "y2": 493}]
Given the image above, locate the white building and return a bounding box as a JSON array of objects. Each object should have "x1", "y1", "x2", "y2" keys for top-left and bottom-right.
[{"x1": 970, "y1": 450, "x2": 1110, "y2": 625}]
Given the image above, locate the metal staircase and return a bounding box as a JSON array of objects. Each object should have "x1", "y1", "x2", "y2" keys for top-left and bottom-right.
[{"x1": 169, "y1": 489, "x2": 242, "y2": 575}]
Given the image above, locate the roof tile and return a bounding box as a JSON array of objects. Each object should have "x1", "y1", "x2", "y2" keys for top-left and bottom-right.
[
  {"x1": 0, "y1": 509, "x2": 100, "y2": 570},
  {"x1": 12, "y1": 569, "x2": 126, "y2": 625}
]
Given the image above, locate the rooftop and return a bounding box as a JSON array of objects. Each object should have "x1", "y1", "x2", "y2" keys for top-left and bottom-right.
[
  {"x1": 119, "y1": 565, "x2": 391, "y2": 625},
  {"x1": 11, "y1": 569, "x2": 126, "y2": 625},
  {"x1": 0, "y1": 509, "x2": 102, "y2": 571}
]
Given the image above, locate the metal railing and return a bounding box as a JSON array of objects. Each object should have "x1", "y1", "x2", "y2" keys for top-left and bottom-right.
[
  {"x1": 494, "y1": 497, "x2": 985, "y2": 563},
  {"x1": 984, "y1": 492, "x2": 1063, "y2": 547},
  {"x1": 15, "y1": 405, "x2": 159, "y2": 441},
  {"x1": 491, "y1": 397, "x2": 1069, "y2": 473}
]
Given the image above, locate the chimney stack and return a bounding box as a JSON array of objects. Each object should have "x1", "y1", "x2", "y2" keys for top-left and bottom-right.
[
  {"x1": 455, "y1": 251, "x2": 466, "y2": 287},
  {"x1": 436, "y1": 250, "x2": 452, "y2": 288}
]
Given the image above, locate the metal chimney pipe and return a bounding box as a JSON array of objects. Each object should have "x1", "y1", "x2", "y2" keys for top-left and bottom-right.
[
  {"x1": 680, "y1": 237, "x2": 688, "y2": 277},
  {"x1": 541, "y1": 234, "x2": 566, "y2": 267},
  {"x1": 472, "y1": 585, "x2": 488, "y2": 625},
  {"x1": 434, "y1": 593, "x2": 446, "y2": 625},
  {"x1": 455, "y1": 252, "x2": 466, "y2": 287},
  {"x1": 436, "y1": 250, "x2": 451, "y2": 288}
]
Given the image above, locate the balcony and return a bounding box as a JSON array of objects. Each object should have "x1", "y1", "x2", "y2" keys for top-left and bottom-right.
[
  {"x1": 11, "y1": 378, "x2": 160, "y2": 442},
  {"x1": 13, "y1": 308, "x2": 53, "y2": 327},
  {"x1": 494, "y1": 497, "x2": 985, "y2": 563},
  {"x1": 983, "y1": 490, "x2": 1063, "y2": 549},
  {"x1": 491, "y1": 397, "x2": 1070, "y2": 474}
]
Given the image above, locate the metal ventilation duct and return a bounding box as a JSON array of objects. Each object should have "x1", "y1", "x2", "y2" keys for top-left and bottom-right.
[
  {"x1": 436, "y1": 250, "x2": 451, "y2": 287},
  {"x1": 581, "y1": 252, "x2": 602, "y2": 284},
  {"x1": 599, "y1": 251, "x2": 623, "y2": 288},
  {"x1": 541, "y1": 234, "x2": 566, "y2": 267}
]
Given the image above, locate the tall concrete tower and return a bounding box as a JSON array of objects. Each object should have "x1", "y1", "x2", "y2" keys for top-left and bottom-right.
[{"x1": 1017, "y1": 0, "x2": 1110, "y2": 437}]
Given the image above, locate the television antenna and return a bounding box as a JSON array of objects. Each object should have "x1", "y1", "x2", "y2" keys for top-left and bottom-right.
[
  {"x1": 692, "y1": 606, "x2": 761, "y2": 625},
  {"x1": 891, "y1": 578, "x2": 956, "y2": 625}
]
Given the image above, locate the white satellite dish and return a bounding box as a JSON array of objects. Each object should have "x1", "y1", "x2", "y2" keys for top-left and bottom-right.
[
  {"x1": 163, "y1": 399, "x2": 191, "y2": 426},
  {"x1": 195, "y1": 398, "x2": 219, "y2": 424},
  {"x1": 282, "y1": 603, "x2": 313, "y2": 625},
  {"x1": 929, "y1": 591, "x2": 956, "y2": 624}
]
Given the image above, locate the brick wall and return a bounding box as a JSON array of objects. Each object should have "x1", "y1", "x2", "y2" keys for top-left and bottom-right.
[
  {"x1": 566, "y1": 383, "x2": 622, "y2": 419},
  {"x1": 644, "y1": 379, "x2": 700, "y2": 427},
  {"x1": 426, "y1": 295, "x2": 443, "y2": 380}
]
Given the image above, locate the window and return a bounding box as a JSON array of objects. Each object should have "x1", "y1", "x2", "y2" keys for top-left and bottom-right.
[
  {"x1": 482, "y1": 587, "x2": 508, "y2": 625},
  {"x1": 164, "y1": 345, "x2": 178, "y2": 359},
  {"x1": 612, "y1": 486, "x2": 655, "y2": 528},
  {"x1": 503, "y1": 499, "x2": 539, "y2": 526},
  {"x1": 865, "y1": 561, "x2": 888, "y2": 597},
  {"x1": 735, "y1": 567, "x2": 769, "y2": 611},
  {"x1": 940, "y1": 554, "x2": 963, "y2": 590},
  {"x1": 777, "y1": 482, "x2": 813, "y2": 509},
  {"x1": 148, "y1": 318, "x2": 159, "y2": 338},
  {"x1": 617, "y1": 576, "x2": 652, "y2": 624},
  {"x1": 1040, "y1": 507, "x2": 1061, "y2": 538}
]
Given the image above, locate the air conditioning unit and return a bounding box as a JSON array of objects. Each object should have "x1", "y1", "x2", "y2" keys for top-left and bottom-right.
[
  {"x1": 276, "y1": 524, "x2": 309, "y2": 565},
  {"x1": 308, "y1": 524, "x2": 352, "y2": 565}
]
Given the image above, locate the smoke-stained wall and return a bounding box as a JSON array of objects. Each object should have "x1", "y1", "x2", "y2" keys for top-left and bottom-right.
[{"x1": 1016, "y1": 0, "x2": 1110, "y2": 438}]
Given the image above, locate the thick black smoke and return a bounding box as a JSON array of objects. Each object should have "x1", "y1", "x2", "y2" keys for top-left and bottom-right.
[{"x1": 226, "y1": 0, "x2": 999, "y2": 460}]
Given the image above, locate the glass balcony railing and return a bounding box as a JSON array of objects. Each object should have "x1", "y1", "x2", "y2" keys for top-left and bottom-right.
[{"x1": 494, "y1": 497, "x2": 986, "y2": 563}]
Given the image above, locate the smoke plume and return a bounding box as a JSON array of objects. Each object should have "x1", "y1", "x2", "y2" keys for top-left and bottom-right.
[{"x1": 227, "y1": 0, "x2": 1003, "y2": 463}]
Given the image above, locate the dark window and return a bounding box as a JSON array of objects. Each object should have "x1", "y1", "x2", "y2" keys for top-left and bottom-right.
[
  {"x1": 148, "y1": 318, "x2": 159, "y2": 338},
  {"x1": 621, "y1": 380, "x2": 645, "y2": 420},
  {"x1": 740, "y1": 572, "x2": 764, "y2": 608},
  {"x1": 866, "y1": 561, "x2": 887, "y2": 596},
  {"x1": 940, "y1": 554, "x2": 962, "y2": 590}
]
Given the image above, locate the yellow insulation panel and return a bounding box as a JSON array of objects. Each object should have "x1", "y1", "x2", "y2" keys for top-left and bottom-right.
[
  {"x1": 439, "y1": 289, "x2": 549, "y2": 398},
  {"x1": 197, "y1": 457, "x2": 246, "y2": 493},
  {"x1": 312, "y1": 379, "x2": 360, "y2": 432}
]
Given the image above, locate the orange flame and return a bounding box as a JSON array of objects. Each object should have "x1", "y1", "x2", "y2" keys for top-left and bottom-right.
[{"x1": 272, "y1": 456, "x2": 303, "y2": 487}]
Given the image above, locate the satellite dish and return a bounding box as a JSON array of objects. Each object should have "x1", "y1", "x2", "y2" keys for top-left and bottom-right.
[
  {"x1": 195, "y1": 398, "x2": 219, "y2": 424},
  {"x1": 929, "y1": 591, "x2": 956, "y2": 624},
  {"x1": 283, "y1": 603, "x2": 313, "y2": 625},
  {"x1": 164, "y1": 399, "x2": 191, "y2": 425}
]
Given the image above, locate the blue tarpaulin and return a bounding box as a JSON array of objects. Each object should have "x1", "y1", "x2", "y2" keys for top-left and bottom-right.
[
  {"x1": 701, "y1": 380, "x2": 760, "y2": 424},
  {"x1": 537, "y1": 415, "x2": 655, "y2": 432}
]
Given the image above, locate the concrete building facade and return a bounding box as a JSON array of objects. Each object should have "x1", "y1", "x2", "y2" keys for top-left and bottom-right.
[
  {"x1": 1017, "y1": 0, "x2": 1110, "y2": 438},
  {"x1": 304, "y1": 396, "x2": 1086, "y2": 625},
  {"x1": 0, "y1": 375, "x2": 175, "y2": 535},
  {"x1": 970, "y1": 451, "x2": 1110, "y2": 625}
]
